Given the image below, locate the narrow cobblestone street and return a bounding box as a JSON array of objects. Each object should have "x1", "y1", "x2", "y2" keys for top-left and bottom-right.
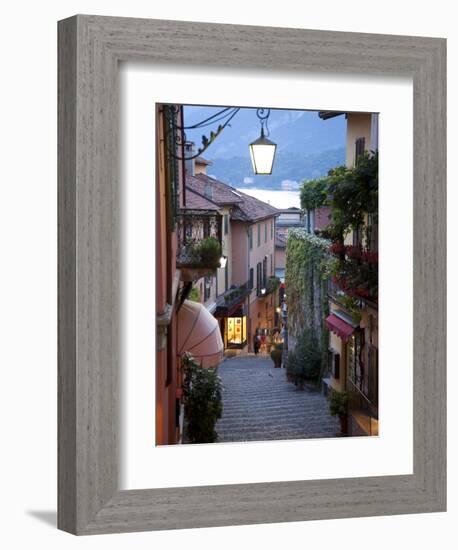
[{"x1": 216, "y1": 355, "x2": 340, "y2": 442}]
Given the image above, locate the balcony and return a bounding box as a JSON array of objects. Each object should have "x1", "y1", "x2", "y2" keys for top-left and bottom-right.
[
  {"x1": 176, "y1": 209, "x2": 222, "y2": 281},
  {"x1": 327, "y1": 246, "x2": 378, "y2": 307},
  {"x1": 214, "y1": 282, "x2": 251, "y2": 317},
  {"x1": 327, "y1": 280, "x2": 363, "y2": 325},
  {"x1": 257, "y1": 276, "x2": 280, "y2": 298}
]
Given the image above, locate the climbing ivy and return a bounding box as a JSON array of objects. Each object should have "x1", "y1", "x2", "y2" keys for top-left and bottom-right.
[
  {"x1": 327, "y1": 152, "x2": 378, "y2": 239},
  {"x1": 300, "y1": 177, "x2": 329, "y2": 211},
  {"x1": 285, "y1": 229, "x2": 331, "y2": 385}
]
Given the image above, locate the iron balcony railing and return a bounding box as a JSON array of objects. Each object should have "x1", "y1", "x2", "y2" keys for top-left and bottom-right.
[
  {"x1": 257, "y1": 275, "x2": 281, "y2": 298},
  {"x1": 176, "y1": 209, "x2": 222, "y2": 269},
  {"x1": 215, "y1": 281, "x2": 251, "y2": 317}
]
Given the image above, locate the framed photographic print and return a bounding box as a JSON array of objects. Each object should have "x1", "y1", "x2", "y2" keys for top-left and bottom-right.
[{"x1": 58, "y1": 15, "x2": 446, "y2": 535}]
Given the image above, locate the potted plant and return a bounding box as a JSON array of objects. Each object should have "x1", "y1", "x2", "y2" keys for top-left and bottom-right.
[
  {"x1": 270, "y1": 343, "x2": 283, "y2": 368},
  {"x1": 182, "y1": 353, "x2": 223, "y2": 444},
  {"x1": 329, "y1": 390, "x2": 349, "y2": 434},
  {"x1": 196, "y1": 236, "x2": 222, "y2": 268}
]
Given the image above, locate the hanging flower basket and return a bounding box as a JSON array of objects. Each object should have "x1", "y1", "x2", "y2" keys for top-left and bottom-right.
[
  {"x1": 361, "y1": 250, "x2": 378, "y2": 264},
  {"x1": 329, "y1": 242, "x2": 345, "y2": 256},
  {"x1": 345, "y1": 245, "x2": 362, "y2": 260}
]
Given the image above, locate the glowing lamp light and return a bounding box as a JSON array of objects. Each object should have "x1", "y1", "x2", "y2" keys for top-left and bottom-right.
[
  {"x1": 260, "y1": 288, "x2": 267, "y2": 295},
  {"x1": 219, "y1": 255, "x2": 228, "y2": 269},
  {"x1": 249, "y1": 128, "x2": 277, "y2": 175}
]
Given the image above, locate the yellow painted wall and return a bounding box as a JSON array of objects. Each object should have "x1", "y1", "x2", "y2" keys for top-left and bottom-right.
[
  {"x1": 247, "y1": 217, "x2": 277, "y2": 349},
  {"x1": 346, "y1": 112, "x2": 372, "y2": 167}
]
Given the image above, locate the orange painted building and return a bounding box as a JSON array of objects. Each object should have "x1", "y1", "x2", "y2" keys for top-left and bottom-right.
[
  {"x1": 185, "y1": 164, "x2": 280, "y2": 353},
  {"x1": 156, "y1": 105, "x2": 183, "y2": 445},
  {"x1": 156, "y1": 107, "x2": 224, "y2": 445}
]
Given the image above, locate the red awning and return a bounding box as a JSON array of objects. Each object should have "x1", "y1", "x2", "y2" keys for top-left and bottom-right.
[{"x1": 325, "y1": 314, "x2": 356, "y2": 343}]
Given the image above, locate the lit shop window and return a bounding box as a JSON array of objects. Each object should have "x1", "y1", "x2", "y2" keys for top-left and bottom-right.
[{"x1": 226, "y1": 316, "x2": 247, "y2": 347}]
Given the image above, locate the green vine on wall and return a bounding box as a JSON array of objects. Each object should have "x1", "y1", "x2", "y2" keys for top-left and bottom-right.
[
  {"x1": 300, "y1": 152, "x2": 379, "y2": 301},
  {"x1": 285, "y1": 229, "x2": 331, "y2": 384}
]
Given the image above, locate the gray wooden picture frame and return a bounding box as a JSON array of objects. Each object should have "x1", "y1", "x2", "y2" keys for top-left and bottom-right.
[{"x1": 58, "y1": 14, "x2": 446, "y2": 535}]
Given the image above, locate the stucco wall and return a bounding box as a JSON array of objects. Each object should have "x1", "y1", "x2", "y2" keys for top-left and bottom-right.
[
  {"x1": 345, "y1": 112, "x2": 373, "y2": 167},
  {"x1": 216, "y1": 206, "x2": 232, "y2": 296},
  {"x1": 275, "y1": 247, "x2": 286, "y2": 270},
  {"x1": 230, "y1": 220, "x2": 249, "y2": 286},
  {"x1": 248, "y1": 217, "x2": 276, "y2": 295},
  {"x1": 246, "y1": 216, "x2": 277, "y2": 350},
  {"x1": 155, "y1": 106, "x2": 182, "y2": 445},
  {"x1": 314, "y1": 206, "x2": 331, "y2": 230}
]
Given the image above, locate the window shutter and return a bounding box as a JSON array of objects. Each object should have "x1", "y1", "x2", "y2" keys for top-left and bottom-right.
[{"x1": 355, "y1": 137, "x2": 365, "y2": 163}]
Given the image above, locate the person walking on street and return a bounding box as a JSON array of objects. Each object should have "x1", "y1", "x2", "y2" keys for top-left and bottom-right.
[{"x1": 253, "y1": 332, "x2": 260, "y2": 355}]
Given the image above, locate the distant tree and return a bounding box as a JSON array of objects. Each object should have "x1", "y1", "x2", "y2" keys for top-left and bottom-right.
[
  {"x1": 326, "y1": 151, "x2": 378, "y2": 238},
  {"x1": 300, "y1": 177, "x2": 329, "y2": 211}
]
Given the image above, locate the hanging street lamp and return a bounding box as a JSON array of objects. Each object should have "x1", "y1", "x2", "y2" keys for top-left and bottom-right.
[
  {"x1": 249, "y1": 108, "x2": 277, "y2": 175},
  {"x1": 219, "y1": 255, "x2": 228, "y2": 269}
]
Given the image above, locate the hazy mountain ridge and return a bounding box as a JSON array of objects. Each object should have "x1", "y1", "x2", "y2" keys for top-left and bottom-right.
[
  {"x1": 183, "y1": 106, "x2": 346, "y2": 189},
  {"x1": 207, "y1": 147, "x2": 346, "y2": 190}
]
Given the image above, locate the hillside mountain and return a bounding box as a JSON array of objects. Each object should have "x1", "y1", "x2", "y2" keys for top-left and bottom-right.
[
  {"x1": 207, "y1": 148, "x2": 345, "y2": 190},
  {"x1": 183, "y1": 106, "x2": 346, "y2": 189}
]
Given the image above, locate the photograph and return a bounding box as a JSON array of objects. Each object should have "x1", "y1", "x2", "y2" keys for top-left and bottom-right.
[{"x1": 156, "y1": 103, "x2": 379, "y2": 445}]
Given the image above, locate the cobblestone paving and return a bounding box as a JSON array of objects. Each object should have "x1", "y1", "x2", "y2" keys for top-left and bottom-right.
[{"x1": 216, "y1": 355, "x2": 340, "y2": 442}]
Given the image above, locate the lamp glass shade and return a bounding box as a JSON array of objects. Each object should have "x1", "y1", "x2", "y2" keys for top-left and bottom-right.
[
  {"x1": 249, "y1": 131, "x2": 277, "y2": 175},
  {"x1": 219, "y1": 256, "x2": 227, "y2": 269}
]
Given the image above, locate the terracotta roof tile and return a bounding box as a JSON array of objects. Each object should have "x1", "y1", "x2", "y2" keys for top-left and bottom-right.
[
  {"x1": 186, "y1": 174, "x2": 243, "y2": 205},
  {"x1": 184, "y1": 187, "x2": 221, "y2": 211},
  {"x1": 195, "y1": 156, "x2": 213, "y2": 166},
  {"x1": 186, "y1": 173, "x2": 279, "y2": 223}
]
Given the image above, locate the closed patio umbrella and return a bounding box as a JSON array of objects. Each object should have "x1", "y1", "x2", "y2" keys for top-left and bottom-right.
[{"x1": 177, "y1": 300, "x2": 224, "y2": 368}]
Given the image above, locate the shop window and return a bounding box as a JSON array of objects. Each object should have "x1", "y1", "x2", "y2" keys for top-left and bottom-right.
[{"x1": 226, "y1": 316, "x2": 247, "y2": 348}]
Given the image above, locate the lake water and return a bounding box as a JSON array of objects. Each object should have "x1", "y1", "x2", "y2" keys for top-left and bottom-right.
[{"x1": 237, "y1": 188, "x2": 301, "y2": 209}]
